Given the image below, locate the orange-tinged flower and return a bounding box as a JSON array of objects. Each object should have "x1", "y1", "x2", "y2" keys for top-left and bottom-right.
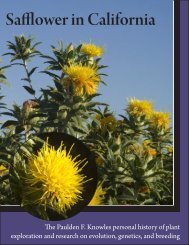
[{"x1": 145, "y1": 147, "x2": 157, "y2": 157}]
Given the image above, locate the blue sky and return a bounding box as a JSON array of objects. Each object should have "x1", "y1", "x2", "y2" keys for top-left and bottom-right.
[{"x1": 0, "y1": 0, "x2": 173, "y2": 120}]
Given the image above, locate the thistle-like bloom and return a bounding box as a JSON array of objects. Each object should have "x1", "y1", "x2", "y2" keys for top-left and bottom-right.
[
  {"x1": 21, "y1": 142, "x2": 87, "y2": 213},
  {"x1": 81, "y1": 43, "x2": 104, "y2": 57},
  {"x1": 89, "y1": 183, "x2": 106, "y2": 206},
  {"x1": 150, "y1": 111, "x2": 170, "y2": 129},
  {"x1": 63, "y1": 64, "x2": 100, "y2": 96},
  {"x1": 127, "y1": 99, "x2": 153, "y2": 119}
]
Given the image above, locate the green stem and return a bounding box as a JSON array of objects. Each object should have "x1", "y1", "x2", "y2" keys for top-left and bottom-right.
[
  {"x1": 23, "y1": 60, "x2": 37, "y2": 100},
  {"x1": 0, "y1": 173, "x2": 9, "y2": 183}
]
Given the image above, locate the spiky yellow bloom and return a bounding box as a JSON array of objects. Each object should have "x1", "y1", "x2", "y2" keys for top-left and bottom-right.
[
  {"x1": 81, "y1": 43, "x2": 104, "y2": 57},
  {"x1": 89, "y1": 183, "x2": 106, "y2": 206},
  {"x1": 20, "y1": 142, "x2": 88, "y2": 213},
  {"x1": 150, "y1": 112, "x2": 170, "y2": 129},
  {"x1": 63, "y1": 64, "x2": 100, "y2": 96},
  {"x1": 127, "y1": 99, "x2": 153, "y2": 119}
]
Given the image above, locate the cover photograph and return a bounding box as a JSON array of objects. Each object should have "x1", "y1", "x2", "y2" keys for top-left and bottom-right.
[{"x1": 0, "y1": 0, "x2": 188, "y2": 244}]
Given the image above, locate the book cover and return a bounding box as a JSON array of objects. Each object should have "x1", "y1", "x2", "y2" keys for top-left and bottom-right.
[{"x1": 0, "y1": 0, "x2": 188, "y2": 244}]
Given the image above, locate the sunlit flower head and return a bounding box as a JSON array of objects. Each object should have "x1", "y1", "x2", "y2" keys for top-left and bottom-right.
[
  {"x1": 150, "y1": 111, "x2": 170, "y2": 129},
  {"x1": 81, "y1": 43, "x2": 104, "y2": 57},
  {"x1": 63, "y1": 64, "x2": 100, "y2": 96},
  {"x1": 127, "y1": 99, "x2": 153, "y2": 119},
  {"x1": 89, "y1": 182, "x2": 106, "y2": 206},
  {"x1": 20, "y1": 141, "x2": 88, "y2": 213}
]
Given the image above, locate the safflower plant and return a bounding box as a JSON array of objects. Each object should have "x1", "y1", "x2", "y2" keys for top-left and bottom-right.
[{"x1": 0, "y1": 36, "x2": 173, "y2": 219}]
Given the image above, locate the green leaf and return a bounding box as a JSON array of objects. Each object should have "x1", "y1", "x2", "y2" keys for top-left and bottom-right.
[
  {"x1": 28, "y1": 67, "x2": 38, "y2": 77},
  {"x1": 59, "y1": 105, "x2": 69, "y2": 111},
  {"x1": 40, "y1": 71, "x2": 60, "y2": 79},
  {"x1": 0, "y1": 112, "x2": 14, "y2": 117},
  {"x1": 140, "y1": 199, "x2": 155, "y2": 205},
  {"x1": 21, "y1": 78, "x2": 30, "y2": 82},
  {"x1": 1, "y1": 120, "x2": 18, "y2": 128},
  {"x1": 0, "y1": 173, "x2": 9, "y2": 183},
  {"x1": 15, "y1": 126, "x2": 25, "y2": 134},
  {"x1": 23, "y1": 86, "x2": 35, "y2": 95}
]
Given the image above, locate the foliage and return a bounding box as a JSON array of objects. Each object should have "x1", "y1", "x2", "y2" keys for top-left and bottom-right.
[{"x1": 0, "y1": 36, "x2": 173, "y2": 215}]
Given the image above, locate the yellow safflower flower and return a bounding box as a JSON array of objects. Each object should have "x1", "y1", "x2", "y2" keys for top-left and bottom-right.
[
  {"x1": 63, "y1": 64, "x2": 100, "y2": 96},
  {"x1": 19, "y1": 141, "x2": 88, "y2": 213},
  {"x1": 150, "y1": 112, "x2": 170, "y2": 129},
  {"x1": 127, "y1": 99, "x2": 153, "y2": 119},
  {"x1": 81, "y1": 43, "x2": 103, "y2": 57},
  {"x1": 89, "y1": 183, "x2": 106, "y2": 206}
]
